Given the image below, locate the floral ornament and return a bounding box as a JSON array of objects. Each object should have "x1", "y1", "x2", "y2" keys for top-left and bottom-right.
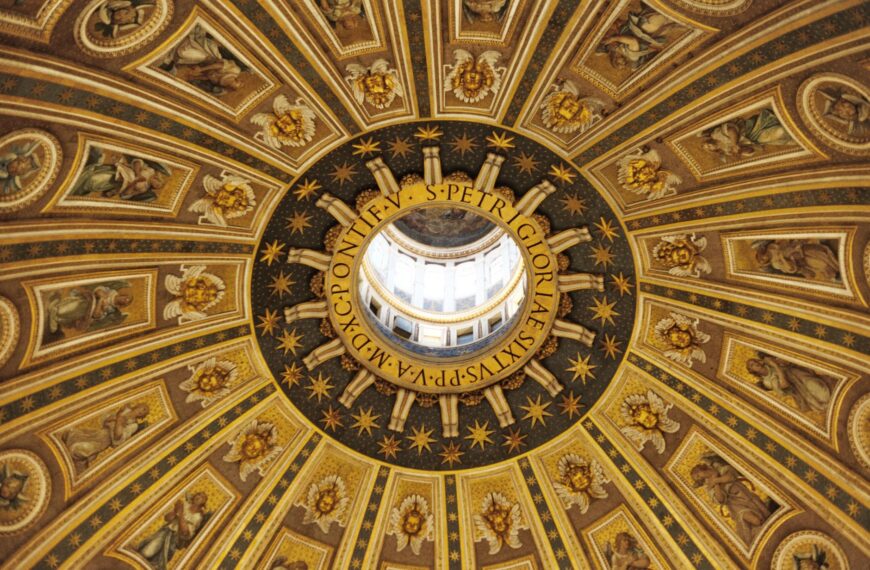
[
  {"x1": 652, "y1": 233, "x2": 712, "y2": 278},
  {"x1": 222, "y1": 419, "x2": 283, "y2": 482},
  {"x1": 301, "y1": 474, "x2": 350, "y2": 534},
  {"x1": 189, "y1": 173, "x2": 256, "y2": 227},
  {"x1": 653, "y1": 312, "x2": 710, "y2": 367},
  {"x1": 444, "y1": 49, "x2": 505, "y2": 104},
  {"x1": 616, "y1": 148, "x2": 681, "y2": 200},
  {"x1": 473, "y1": 492, "x2": 524, "y2": 555},
  {"x1": 619, "y1": 390, "x2": 680, "y2": 454},
  {"x1": 540, "y1": 80, "x2": 605, "y2": 134},
  {"x1": 552, "y1": 454, "x2": 609, "y2": 513},
  {"x1": 179, "y1": 357, "x2": 237, "y2": 407},
  {"x1": 251, "y1": 95, "x2": 317, "y2": 149},
  {"x1": 387, "y1": 494, "x2": 435, "y2": 555},
  {"x1": 163, "y1": 265, "x2": 226, "y2": 323},
  {"x1": 346, "y1": 59, "x2": 404, "y2": 110}
]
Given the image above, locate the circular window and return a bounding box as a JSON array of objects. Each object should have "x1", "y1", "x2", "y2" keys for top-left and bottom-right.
[{"x1": 359, "y1": 205, "x2": 526, "y2": 354}]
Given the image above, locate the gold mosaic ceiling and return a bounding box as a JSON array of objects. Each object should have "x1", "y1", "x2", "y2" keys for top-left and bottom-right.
[{"x1": 0, "y1": 0, "x2": 868, "y2": 568}]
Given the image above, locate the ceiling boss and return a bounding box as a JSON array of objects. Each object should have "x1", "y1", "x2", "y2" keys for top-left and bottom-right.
[{"x1": 253, "y1": 121, "x2": 634, "y2": 469}]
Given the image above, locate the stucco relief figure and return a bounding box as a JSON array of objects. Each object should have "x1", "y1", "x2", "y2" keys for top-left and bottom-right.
[
  {"x1": 818, "y1": 88, "x2": 869, "y2": 136},
  {"x1": 540, "y1": 80, "x2": 605, "y2": 135},
  {"x1": 346, "y1": 59, "x2": 404, "y2": 110},
  {"x1": 652, "y1": 233, "x2": 711, "y2": 278},
  {"x1": 70, "y1": 146, "x2": 170, "y2": 202},
  {"x1": 604, "y1": 532, "x2": 651, "y2": 570},
  {"x1": 690, "y1": 454, "x2": 774, "y2": 546},
  {"x1": 0, "y1": 139, "x2": 41, "y2": 196},
  {"x1": 159, "y1": 24, "x2": 246, "y2": 95},
  {"x1": 46, "y1": 280, "x2": 133, "y2": 336},
  {"x1": 745, "y1": 353, "x2": 833, "y2": 414},
  {"x1": 791, "y1": 544, "x2": 831, "y2": 570},
  {"x1": 463, "y1": 0, "x2": 508, "y2": 24},
  {"x1": 700, "y1": 108, "x2": 794, "y2": 161},
  {"x1": 751, "y1": 239, "x2": 840, "y2": 283},
  {"x1": 137, "y1": 492, "x2": 210, "y2": 570},
  {"x1": 319, "y1": 0, "x2": 365, "y2": 32},
  {"x1": 0, "y1": 462, "x2": 29, "y2": 513},
  {"x1": 93, "y1": 0, "x2": 155, "y2": 38},
  {"x1": 62, "y1": 403, "x2": 149, "y2": 472},
  {"x1": 445, "y1": 49, "x2": 505, "y2": 104},
  {"x1": 598, "y1": 3, "x2": 680, "y2": 71}
]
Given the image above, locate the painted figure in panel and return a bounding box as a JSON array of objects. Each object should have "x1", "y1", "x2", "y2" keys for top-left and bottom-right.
[
  {"x1": 137, "y1": 491, "x2": 210, "y2": 569},
  {"x1": 159, "y1": 24, "x2": 246, "y2": 96},
  {"x1": 751, "y1": 239, "x2": 841, "y2": 283},
  {"x1": 598, "y1": 3, "x2": 680, "y2": 71},
  {"x1": 701, "y1": 109, "x2": 794, "y2": 161},
  {"x1": 71, "y1": 146, "x2": 170, "y2": 203},
  {"x1": 745, "y1": 352, "x2": 833, "y2": 415},
  {"x1": 604, "y1": 532, "x2": 651, "y2": 570},
  {"x1": 690, "y1": 454, "x2": 775, "y2": 546},
  {"x1": 46, "y1": 280, "x2": 133, "y2": 338},
  {"x1": 61, "y1": 402, "x2": 150, "y2": 472}
]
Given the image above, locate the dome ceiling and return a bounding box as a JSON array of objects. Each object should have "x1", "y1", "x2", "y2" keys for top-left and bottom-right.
[{"x1": 0, "y1": 1, "x2": 867, "y2": 569}]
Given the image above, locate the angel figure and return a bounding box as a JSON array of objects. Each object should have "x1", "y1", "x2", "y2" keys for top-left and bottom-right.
[
  {"x1": 94, "y1": 1, "x2": 155, "y2": 38},
  {"x1": 540, "y1": 80, "x2": 605, "y2": 134},
  {"x1": 251, "y1": 95, "x2": 316, "y2": 149},
  {"x1": 0, "y1": 139, "x2": 41, "y2": 196},
  {"x1": 604, "y1": 532, "x2": 651, "y2": 570},
  {"x1": 652, "y1": 233, "x2": 711, "y2": 278},
  {"x1": 222, "y1": 419, "x2": 283, "y2": 481},
  {"x1": 387, "y1": 494, "x2": 435, "y2": 555},
  {"x1": 188, "y1": 173, "x2": 256, "y2": 227},
  {"x1": 473, "y1": 492, "x2": 524, "y2": 555},
  {"x1": 619, "y1": 390, "x2": 680, "y2": 454},
  {"x1": 62, "y1": 402, "x2": 149, "y2": 472},
  {"x1": 0, "y1": 462, "x2": 29, "y2": 512},
  {"x1": 163, "y1": 265, "x2": 226, "y2": 323},
  {"x1": 70, "y1": 147, "x2": 169, "y2": 202},
  {"x1": 598, "y1": 2, "x2": 678, "y2": 71},
  {"x1": 818, "y1": 88, "x2": 869, "y2": 135},
  {"x1": 346, "y1": 59, "x2": 404, "y2": 109},
  {"x1": 138, "y1": 491, "x2": 210, "y2": 570},
  {"x1": 300, "y1": 474, "x2": 350, "y2": 534},
  {"x1": 616, "y1": 148, "x2": 681, "y2": 200},
  {"x1": 445, "y1": 49, "x2": 505, "y2": 104},
  {"x1": 552, "y1": 454, "x2": 609, "y2": 513},
  {"x1": 653, "y1": 312, "x2": 710, "y2": 368}
]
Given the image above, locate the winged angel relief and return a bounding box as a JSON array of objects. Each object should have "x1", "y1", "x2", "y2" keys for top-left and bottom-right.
[
  {"x1": 346, "y1": 59, "x2": 404, "y2": 110},
  {"x1": 445, "y1": 49, "x2": 505, "y2": 104}
]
